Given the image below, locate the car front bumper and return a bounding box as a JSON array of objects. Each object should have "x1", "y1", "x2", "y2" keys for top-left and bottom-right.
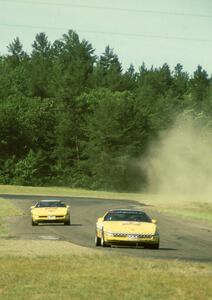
[
  {"x1": 104, "y1": 234, "x2": 159, "y2": 246},
  {"x1": 32, "y1": 215, "x2": 69, "y2": 223}
]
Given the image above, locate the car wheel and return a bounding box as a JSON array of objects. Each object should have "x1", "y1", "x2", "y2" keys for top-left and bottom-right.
[
  {"x1": 64, "y1": 219, "x2": 71, "y2": 226},
  {"x1": 32, "y1": 219, "x2": 38, "y2": 226},
  {"x1": 151, "y1": 243, "x2": 159, "y2": 249},
  {"x1": 95, "y1": 235, "x2": 101, "y2": 246},
  {"x1": 101, "y1": 231, "x2": 110, "y2": 247}
]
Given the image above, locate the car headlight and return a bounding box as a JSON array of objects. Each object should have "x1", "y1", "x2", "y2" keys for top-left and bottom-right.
[{"x1": 104, "y1": 231, "x2": 114, "y2": 237}]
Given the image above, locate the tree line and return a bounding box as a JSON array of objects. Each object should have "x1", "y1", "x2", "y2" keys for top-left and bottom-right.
[{"x1": 0, "y1": 30, "x2": 211, "y2": 191}]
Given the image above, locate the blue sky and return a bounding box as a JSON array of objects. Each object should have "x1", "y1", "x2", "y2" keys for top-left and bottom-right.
[{"x1": 0, "y1": 0, "x2": 212, "y2": 75}]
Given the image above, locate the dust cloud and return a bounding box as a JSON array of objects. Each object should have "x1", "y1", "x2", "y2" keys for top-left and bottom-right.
[{"x1": 142, "y1": 113, "x2": 212, "y2": 202}]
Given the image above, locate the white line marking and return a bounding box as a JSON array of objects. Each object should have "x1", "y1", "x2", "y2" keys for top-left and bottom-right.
[{"x1": 39, "y1": 235, "x2": 59, "y2": 240}]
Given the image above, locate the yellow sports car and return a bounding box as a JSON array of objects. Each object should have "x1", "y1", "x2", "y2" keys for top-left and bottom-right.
[
  {"x1": 95, "y1": 209, "x2": 159, "y2": 249},
  {"x1": 31, "y1": 200, "x2": 71, "y2": 226}
]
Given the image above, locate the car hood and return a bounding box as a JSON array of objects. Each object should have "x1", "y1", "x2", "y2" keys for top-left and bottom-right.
[
  {"x1": 31, "y1": 207, "x2": 68, "y2": 216},
  {"x1": 103, "y1": 221, "x2": 157, "y2": 234}
]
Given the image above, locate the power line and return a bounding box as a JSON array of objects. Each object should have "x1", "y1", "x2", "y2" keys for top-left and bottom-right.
[
  {"x1": 1, "y1": 0, "x2": 212, "y2": 19},
  {"x1": 1, "y1": 22, "x2": 212, "y2": 44}
]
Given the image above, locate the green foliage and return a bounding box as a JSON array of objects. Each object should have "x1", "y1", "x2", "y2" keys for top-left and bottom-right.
[
  {"x1": 7, "y1": 37, "x2": 27, "y2": 66},
  {"x1": 190, "y1": 65, "x2": 210, "y2": 111},
  {"x1": 29, "y1": 33, "x2": 54, "y2": 98},
  {"x1": 92, "y1": 46, "x2": 132, "y2": 92},
  {"x1": 0, "y1": 156, "x2": 16, "y2": 184},
  {"x1": 51, "y1": 30, "x2": 96, "y2": 101},
  {"x1": 12, "y1": 150, "x2": 44, "y2": 185},
  {"x1": 0, "y1": 31, "x2": 211, "y2": 191},
  {"x1": 81, "y1": 89, "x2": 147, "y2": 191}
]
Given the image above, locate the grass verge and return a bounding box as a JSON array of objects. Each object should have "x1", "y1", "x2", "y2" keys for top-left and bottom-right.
[
  {"x1": 160, "y1": 203, "x2": 212, "y2": 222},
  {"x1": 0, "y1": 198, "x2": 22, "y2": 235},
  {"x1": 0, "y1": 254, "x2": 211, "y2": 300}
]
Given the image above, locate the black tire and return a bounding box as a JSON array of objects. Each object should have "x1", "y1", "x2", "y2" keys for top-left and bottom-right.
[
  {"x1": 64, "y1": 218, "x2": 71, "y2": 226},
  {"x1": 32, "y1": 219, "x2": 38, "y2": 226},
  {"x1": 151, "y1": 243, "x2": 159, "y2": 249},
  {"x1": 95, "y1": 235, "x2": 101, "y2": 246},
  {"x1": 101, "y1": 231, "x2": 110, "y2": 247}
]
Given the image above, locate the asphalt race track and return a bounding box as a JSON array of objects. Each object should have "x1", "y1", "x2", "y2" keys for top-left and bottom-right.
[{"x1": 1, "y1": 194, "x2": 212, "y2": 262}]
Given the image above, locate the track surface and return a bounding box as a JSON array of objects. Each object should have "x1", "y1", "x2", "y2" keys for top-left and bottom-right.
[{"x1": 1, "y1": 194, "x2": 212, "y2": 261}]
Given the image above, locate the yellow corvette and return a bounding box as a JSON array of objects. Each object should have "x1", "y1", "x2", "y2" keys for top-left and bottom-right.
[
  {"x1": 95, "y1": 209, "x2": 159, "y2": 248},
  {"x1": 31, "y1": 200, "x2": 71, "y2": 226}
]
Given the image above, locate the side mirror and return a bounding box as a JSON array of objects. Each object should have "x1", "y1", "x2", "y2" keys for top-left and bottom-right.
[
  {"x1": 152, "y1": 219, "x2": 157, "y2": 224},
  {"x1": 66, "y1": 205, "x2": 70, "y2": 208}
]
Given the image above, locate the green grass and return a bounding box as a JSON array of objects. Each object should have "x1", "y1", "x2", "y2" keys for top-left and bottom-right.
[
  {"x1": 0, "y1": 255, "x2": 211, "y2": 300},
  {"x1": 0, "y1": 198, "x2": 22, "y2": 217},
  {"x1": 0, "y1": 198, "x2": 22, "y2": 235},
  {"x1": 0, "y1": 184, "x2": 144, "y2": 201},
  {"x1": 163, "y1": 205, "x2": 212, "y2": 222},
  {"x1": 154, "y1": 201, "x2": 212, "y2": 222}
]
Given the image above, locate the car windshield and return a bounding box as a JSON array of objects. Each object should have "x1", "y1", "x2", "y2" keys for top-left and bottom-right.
[
  {"x1": 35, "y1": 201, "x2": 66, "y2": 208},
  {"x1": 104, "y1": 211, "x2": 151, "y2": 222}
]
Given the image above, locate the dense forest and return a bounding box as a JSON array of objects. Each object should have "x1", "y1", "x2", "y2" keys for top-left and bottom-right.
[{"x1": 0, "y1": 30, "x2": 211, "y2": 191}]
